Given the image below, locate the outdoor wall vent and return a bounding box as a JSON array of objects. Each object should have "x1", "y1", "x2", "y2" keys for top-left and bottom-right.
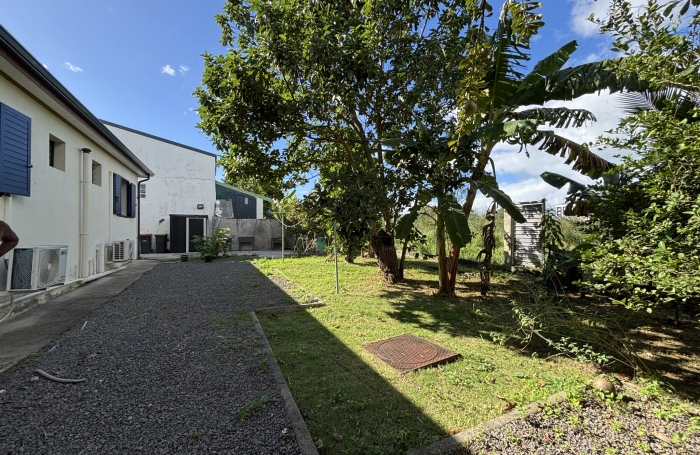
[{"x1": 197, "y1": 204, "x2": 204, "y2": 209}]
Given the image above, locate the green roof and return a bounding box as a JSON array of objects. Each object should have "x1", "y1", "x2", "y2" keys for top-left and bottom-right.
[{"x1": 215, "y1": 181, "x2": 273, "y2": 202}]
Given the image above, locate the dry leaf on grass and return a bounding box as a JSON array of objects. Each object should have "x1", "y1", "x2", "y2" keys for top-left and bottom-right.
[
  {"x1": 537, "y1": 379, "x2": 546, "y2": 387},
  {"x1": 315, "y1": 438, "x2": 323, "y2": 449},
  {"x1": 333, "y1": 429, "x2": 343, "y2": 441},
  {"x1": 653, "y1": 432, "x2": 673, "y2": 445},
  {"x1": 501, "y1": 402, "x2": 517, "y2": 413}
]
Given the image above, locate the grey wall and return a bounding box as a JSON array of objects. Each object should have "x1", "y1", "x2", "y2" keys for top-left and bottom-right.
[{"x1": 217, "y1": 218, "x2": 290, "y2": 250}]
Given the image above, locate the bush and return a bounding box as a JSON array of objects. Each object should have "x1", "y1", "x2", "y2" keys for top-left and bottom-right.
[{"x1": 192, "y1": 228, "x2": 233, "y2": 259}]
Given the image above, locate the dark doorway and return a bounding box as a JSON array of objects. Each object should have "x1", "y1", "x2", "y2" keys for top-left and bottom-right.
[
  {"x1": 170, "y1": 215, "x2": 208, "y2": 253},
  {"x1": 170, "y1": 216, "x2": 187, "y2": 253},
  {"x1": 188, "y1": 218, "x2": 205, "y2": 253}
]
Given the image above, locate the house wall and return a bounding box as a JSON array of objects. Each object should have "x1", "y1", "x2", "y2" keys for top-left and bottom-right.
[
  {"x1": 105, "y1": 126, "x2": 216, "y2": 249},
  {"x1": 0, "y1": 76, "x2": 140, "y2": 289}
]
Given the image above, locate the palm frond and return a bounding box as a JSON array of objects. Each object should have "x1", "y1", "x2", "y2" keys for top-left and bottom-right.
[
  {"x1": 484, "y1": 2, "x2": 531, "y2": 110},
  {"x1": 507, "y1": 58, "x2": 649, "y2": 107},
  {"x1": 617, "y1": 86, "x2": 700, "y2": 121},
  {"x1": 528, "y1": 130, "x2": 614, "y2": 178},
  {"x1": 519, "y1": 40, "x2": 578, "y2": 89},
  {"x1": 513, "y1": 107, "x2": 596, "y2": 129}
]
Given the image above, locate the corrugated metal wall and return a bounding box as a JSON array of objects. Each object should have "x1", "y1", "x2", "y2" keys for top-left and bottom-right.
[
  {"x1": 215, "y1": 186, "x2": 257, "y2": 219},
  {"x1": 504, "y1": 200, "x2": 544, "y2": 269}
]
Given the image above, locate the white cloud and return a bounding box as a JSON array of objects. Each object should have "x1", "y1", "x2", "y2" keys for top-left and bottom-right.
[
  {"x1": 568, "y1": 0, "x2": 647, "y2": 37},
  {"x1": 162, "y1": 64, "x2": 175, "y2": 76},
  {"x1": 179, "y1": 65, "x2": 189, "y2": 75},
  {"x1": 474, "y1": 90, "x2": 630, "y2": 209},
  {"x1": 63, "y1": 62, "x2": 83, "y2": 72}
]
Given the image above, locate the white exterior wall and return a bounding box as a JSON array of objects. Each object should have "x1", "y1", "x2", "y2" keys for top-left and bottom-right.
[
  {"x1": 0, "y1": 76, "x2": 140, "y2": 287},
  {"x1": 105, "y1": 125, "x2": 216, "y2": 243}
]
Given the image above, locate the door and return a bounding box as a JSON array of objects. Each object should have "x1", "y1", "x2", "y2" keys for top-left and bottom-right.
[
  {"x1": 188, "y1": 218, "x2": 205, "y2": 253},
  {"x1": 170, "y1": 216, "x2": 187, "y2": 253}
]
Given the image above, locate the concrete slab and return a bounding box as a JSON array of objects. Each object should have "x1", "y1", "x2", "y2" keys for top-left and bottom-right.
[{"x1": 0, "y1": 259, "x2": 159, "y2": 375}]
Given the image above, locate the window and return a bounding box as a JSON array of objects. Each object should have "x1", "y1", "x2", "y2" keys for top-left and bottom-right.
[
  {"x1": 92, "y1": 160, "x2": 102, "y2": 186},
  {"x1": 48, "y1": 135, "x2": 65, "y2": 171},
  {"x1": 139, "y1": 183, "x2": 146, "y2": 198},
  {"x1": 113, "y1": 173, "x2": 136, "y2": 218},
  {"x1": 0, "y1": 103, "x2": 31, "y2": 196},
  {"x1": 244, "y1": 197, "x2": 248, "y2": 205}
]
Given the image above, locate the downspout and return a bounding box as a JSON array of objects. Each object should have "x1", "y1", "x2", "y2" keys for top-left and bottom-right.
[
  {"x1": 80, "y1": 148, "x2": 92, "y2": 278},
  {"x1": 137, "y1": 175, "x2": 151, "y2": 259}
]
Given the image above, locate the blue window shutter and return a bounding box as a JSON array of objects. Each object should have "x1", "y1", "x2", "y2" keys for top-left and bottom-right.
[
  {"x1": 129, "y1": 183, "x2": 136, "y2": 218},
  {"x1": 0, "y1": 103, "x2": 32, "y2": 196},
  {"x1": 113, "y1": 173, "x2": 122, "y2": 215}
]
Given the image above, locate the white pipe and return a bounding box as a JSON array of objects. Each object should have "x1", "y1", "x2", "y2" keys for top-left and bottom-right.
[
  {"x1": 80, "y1": 149, "x2": 91, "y2": 278},
  {"x1": 96, "y1": 244, "x2": 104, "y2": 274},
  {"x1": 108, "y1": 171, "x2": 113, "y2": 248},
  {"x1": 78, "y1": 150, "x2": 83, "y2": 277}
]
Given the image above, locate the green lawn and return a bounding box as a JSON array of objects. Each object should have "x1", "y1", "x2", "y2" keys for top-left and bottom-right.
[{"x1": 254, "y1": 256, "x2": 597, "y2": 454}]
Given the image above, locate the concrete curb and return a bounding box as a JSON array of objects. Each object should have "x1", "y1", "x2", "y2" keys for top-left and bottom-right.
[
  {"x1": 409, "y1": 391, "x2": 568, "y2": 455},
  {"x1": 3, "y1": 265, "x2": 127, "y2": 320},
  {"x1": 250, "y1": 310, "x2": 320, "y2": 455},
  {"x1": 254, "y1": 302, "x2": 325, "y2": 315}
]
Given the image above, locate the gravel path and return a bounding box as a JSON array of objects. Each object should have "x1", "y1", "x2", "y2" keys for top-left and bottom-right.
[
  {"x1": 464, "y1": 385, "x2": 700, "y2": 455},
  {"x1": 0, "y1": 261, "x2": 302, "y2": 454}
]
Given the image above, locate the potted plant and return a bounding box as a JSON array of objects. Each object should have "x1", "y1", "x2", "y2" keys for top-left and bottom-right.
[{"x1": 192, "y1": 228, "x2": 233, "y2": 262}]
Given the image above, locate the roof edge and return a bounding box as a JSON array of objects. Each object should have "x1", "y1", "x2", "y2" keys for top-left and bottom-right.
[
  {"x1": 215, "y1": 181, "x2": 273, "y2": 202},
  {"x1": 0, "y1": 25, "x2": 153, "y2": 176},
  {"x1": 101, "y1": 120, "x2": 219, "y2": 159}
]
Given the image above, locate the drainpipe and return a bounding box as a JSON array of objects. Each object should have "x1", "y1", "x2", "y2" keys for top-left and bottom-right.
[
  {"x1": 137, "y1": 175, "x2": 151, "y2": 259},
  {"x1": 80, "y1": 148, "x2": 92, "y2": 278}
]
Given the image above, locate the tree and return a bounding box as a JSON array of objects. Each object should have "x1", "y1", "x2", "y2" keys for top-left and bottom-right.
[
  {"x1": 195, "y1": 0, "x2": 478, "y2": 281},
  {"x1": 437, "y1": 0, "x2": 648, "y2": 295},
  {"x1": 576, "y1": 0, "x2": 700, "y2": 312}
]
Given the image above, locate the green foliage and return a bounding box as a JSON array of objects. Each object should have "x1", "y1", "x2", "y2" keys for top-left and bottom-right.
[
  {"x1": 581, "y1": 0, "x2": 700, "y2": 312},
  {"x1": 235, "y1": 395, "x2": 272, "y2": 421},
  {"x1": 196, "y1": 0, "x2": 477, "y2": 231},
  {"x1": 306, "y1": 168, "x2": 382, "y2": 263},
  {"x1": 192, "y1": 228, "x2": 232, "y2": 259}
]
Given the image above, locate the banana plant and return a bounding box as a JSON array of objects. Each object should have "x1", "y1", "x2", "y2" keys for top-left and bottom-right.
[
  {"x1": 436, "y1": 0, "x2": 650, "y2": 295},
  {"x1": 385, "y1": 123, "x2": 524, "y2": 293}
]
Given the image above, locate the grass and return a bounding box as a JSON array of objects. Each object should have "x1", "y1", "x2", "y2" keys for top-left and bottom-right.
[
  {"x1": 236, "y1": 395, "x2": 272, "y2": 421},
  {"x1": 253, "y1": 256, "x2": 599, "y2": 454}
]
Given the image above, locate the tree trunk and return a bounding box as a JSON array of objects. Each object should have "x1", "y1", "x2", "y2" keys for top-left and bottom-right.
[
  {"x1": 371, "y1": 230, "x2": 400, "y2": 283},
  {"x1": 446, "y1": 245, "x2": 460, "y2": 294},
  {"x1": 446, "y1": 143, "x2": 495, "y2": 294},
  {"x1": 436, "y1": 213, "x2": 451, "y2": 296},
  {"x1": 398, "y1": 236, "x2": 409, "y2": 280}
]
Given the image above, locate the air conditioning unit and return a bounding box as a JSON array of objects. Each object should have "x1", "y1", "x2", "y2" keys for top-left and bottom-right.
[
  {"x1": 7, "y1": 246, "x2": 68, "y2": 291},
  {"x1": 112, "y1": 240, "x2": 135, "y2": 262}
]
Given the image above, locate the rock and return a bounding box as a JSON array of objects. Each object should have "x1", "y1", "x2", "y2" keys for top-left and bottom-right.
[{"x1": 591, "y1": 377, "x2": 615, "y2": 394}]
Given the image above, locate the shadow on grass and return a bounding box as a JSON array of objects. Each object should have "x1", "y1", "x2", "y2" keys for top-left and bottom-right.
[
  {"x1": 379, "y1": 261, "x2": 700, "y2": 401},
  {"x1": 244, "y1": 263, "x2": 445, "y2": 454}
]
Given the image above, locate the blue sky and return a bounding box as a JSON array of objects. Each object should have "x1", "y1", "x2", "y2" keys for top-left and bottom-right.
[{"x1": 0, "y1": 0, "x2": 636, "y2": 208}]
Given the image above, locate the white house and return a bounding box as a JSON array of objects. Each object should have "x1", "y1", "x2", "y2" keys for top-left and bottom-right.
[
  {"x1": 0, "y1": 25, "x2": 153, "y2": 292},
  {"x1": 102, "y1": 121, "x2": 217, "y2": 254}
]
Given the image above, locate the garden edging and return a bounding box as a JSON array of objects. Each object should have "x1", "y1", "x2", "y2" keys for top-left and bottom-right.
[
  {"x1": 408, "y1": 391, "x2": 568, "y2": 455},
  {"x1": 251, "y1": 310, "x2": 320, "y2": 455}
]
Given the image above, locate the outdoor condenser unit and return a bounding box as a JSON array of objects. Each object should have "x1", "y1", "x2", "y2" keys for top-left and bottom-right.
[
  {"x1": 112, "y1": 240, "x2": 134, "y2": 262},
  {"x1": 7, "y1": 246, "x2": 68, "y2": 291}
]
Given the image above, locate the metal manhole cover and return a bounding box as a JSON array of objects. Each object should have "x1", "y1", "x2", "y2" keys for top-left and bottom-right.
[{"x1": 363, "y1": 333, "x2": 460, "y2": 373}]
